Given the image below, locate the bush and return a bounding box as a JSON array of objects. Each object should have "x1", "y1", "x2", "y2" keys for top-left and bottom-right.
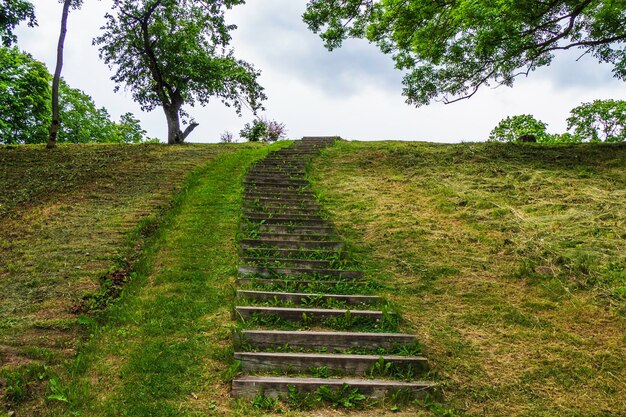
[
  {"x1": 489, "y1": 114, "x2": 548, "y2": 143},
  {"x1": 567, "y1": 99, "x2": 625, "y2": 142},
  {"x1": 240, "y1": 117, "x2": 287, "y2": 142},
  {"x1": 220, "y1": 131, "x2": 234, "y2": 143}
]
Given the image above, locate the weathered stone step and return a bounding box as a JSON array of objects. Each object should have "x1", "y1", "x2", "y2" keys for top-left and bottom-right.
[
  {"x1": 235, "y1": 352, "x2": 428, "y2": 375},
  {"x1": 244, "y1": 197, "x2": 319, "y2": 205},
  {"x1": 237, "y1": 278, "x2": 363, "y2": 289},
  {"x1": 244, "y1": 192, "x2": 316, "y2": 200},
  {"x1": 244, "y1": 216, "x2": 329, "y2": 226},
  {"x1": 244, "y1": 205, "x2": 319, "y2": 213},
  {"x1": 244, "y1": 179, "x2": 310, "y2": 186},
  {"x1": 255, "y1": 233, "x2": 330, "y2": 241},
  {"x1": 245, "y1": 213, "x2": 325, "y2": 221},
  {"x1": 240, "y1": 240, "x2": 342, "y2": 250},
  {"x1": 257, "y1": 225, "x2": 335, "y2": 234},
  {"x1": 238, "y1": 265, "x2": 362, "y2": 279},
  {"x1": 245, "y1": 186, "x2": 310, "y2": 193},
  {"x1": 241, "y1": 257, "x2": 348, "y2": 270},
  {"x1": 231, "y1": 376, "x2": 432, "y2": 399},
  {"x1": 241, "y1": 248, "x2": 344, "y2": 259},
  {"x1": 245, "y1": 201, "x2": 321, "y2": 209},
  {"x1": 236, "y1": 290, "x2": 380, "y2": 305},
  {"x1": 235, "y1": 306, "x2": 384, "y2": 321},
  {"x1": 245, "y1": 174, "x2": 306, "y2": 181},
  {"x1": 235, "y1": 330, "x2": 417, "y2": 350}
]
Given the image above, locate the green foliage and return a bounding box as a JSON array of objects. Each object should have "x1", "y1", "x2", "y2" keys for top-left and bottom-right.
[
  {"x1": 240, "y1": 119, "x2": 268, "y2": 142},
  {"x1": 0, "y1": 45, "x2": 50, "y2": 143},
  {"x1": 304, "y1": 1, "x2": 626, "y2": 105},
  {"x1": 567, "y1": 99, "x2": 626, "y2": 142},
  {"x1": 0, "y1": 46, "x2": 150, "y2": 144},
  {"x1": 94, "y1": 0, "x2": 266, "y2": 143},
  {"x1": 240, "y1": 117, "x2": 287, "y2": 142},
  {"x1": 0, "y1": 0, "x2": 36, "y2": 46},
  {"x1": 489, "y1": 114, "x2": 548, "y2": 143}
]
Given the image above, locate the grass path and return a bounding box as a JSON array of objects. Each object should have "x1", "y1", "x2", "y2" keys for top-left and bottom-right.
[{"x1": 49, "y1": 143, "x2": 289, "y2": 416}]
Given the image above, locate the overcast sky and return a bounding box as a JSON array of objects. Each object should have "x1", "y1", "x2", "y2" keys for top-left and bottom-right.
[{"x1": 15, "y1": 0, "x2": 626, "y2": 143}]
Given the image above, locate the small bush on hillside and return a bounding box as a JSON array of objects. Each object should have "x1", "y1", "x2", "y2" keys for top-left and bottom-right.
[
  {"x1": 240, "y1": 117, "x2": 287, "y2": 142},
  {"x1": 220, "y1": 131, "x2": 235, "y2": 143},
  {"x1": 567, "y1": 99, "x2": 625, "y2": 142},
  {"x1": 489, "y1": 114, "x2": 548, "y2": 143}
]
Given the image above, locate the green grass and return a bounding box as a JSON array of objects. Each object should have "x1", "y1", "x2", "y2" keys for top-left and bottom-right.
[
  {"x1": 0, "y1": 142, "x2": 286, "y2": 415},
  {"x1": 309, "y1": 140, "x2": 626, "y2": 417}
]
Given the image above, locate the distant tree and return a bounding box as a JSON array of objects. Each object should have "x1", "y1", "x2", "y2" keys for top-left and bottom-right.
[
  {"x1": 0, "y1": 46, "x2": 50, "y2": 144},
  {"x1": 304, "y1": 1, "x2": 626, "y2": 106},
  {"x1": 567, "y1": 99, "x2": 626, "y2": 142},
  {"x1": 489, "y1": 115, "x2": 548, "y2": 143},
  {"x1": 112, "y1": 112, "x2": 148, "y2": 143},
  {"x1": 0, "y1": 0, "x2": 36, "y2": 46},
  {"x1": 57, "y1": 79, "x2": 113, "y2": 143},
  {"x1": 220, "y1": 131, "x2": 235, "y2": 143},
  {"x1": 94, "y1": 0, "x2": 266, "y2": 144},
  {"x1": 240, "y1": 117, "x2": 286, "y2": 143},
  {"x1": 47, "y1": 0, "x2": 83, "y2": 149}
]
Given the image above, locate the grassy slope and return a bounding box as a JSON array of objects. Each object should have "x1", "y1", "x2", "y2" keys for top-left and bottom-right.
[
  {"x1": 0, "y1": 143, "x2": 274, "y2": 415},
  {"x1": 309, "y1": 141, "x2": 625, "y2": 417}
]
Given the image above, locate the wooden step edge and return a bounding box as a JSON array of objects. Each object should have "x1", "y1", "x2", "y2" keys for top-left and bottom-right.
[
  {"x1": 234, "y1": 352, "x2": 428, "y2": 374},
  {"x1": 236, "y1": 290, "x2": 381, "y2": 304},
  {"x1": 231, "y1": 376, "x2": 433, "y2": 399},
  {"x1": 235, "y1": 330, "x2": 416, "y2": 350},
  {"x1": 235, "y1": 306, "x2": 384, "y2": 320}
]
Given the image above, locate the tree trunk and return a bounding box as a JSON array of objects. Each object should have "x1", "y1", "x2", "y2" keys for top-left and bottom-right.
[
  {"x1": 163, "y1": 105, "x2": 199, "y2": 144},
  {"x1": 164, "y1": 105, "x2": 182, "y2": 144},
  {"x1": 47, "y1": 0, "x2": 71, "y2": 149}
]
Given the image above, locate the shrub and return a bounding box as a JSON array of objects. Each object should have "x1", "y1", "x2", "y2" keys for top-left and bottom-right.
[
  {"x1": 567, "y1": 99, "x2": 625, "y2": 142},
  {"x1": 219, "y1": 131, "x2": 234, "y2": 143},
  {"x1": 240, "y1": 117, "x2": 287, "y2": 142},
  {"x1": 489, "y1": 114, "x2": 548, "y2": 143}
]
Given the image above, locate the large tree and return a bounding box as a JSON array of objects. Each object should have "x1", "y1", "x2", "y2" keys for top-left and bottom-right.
[
  {"x1": 303, "y1": 0, "x2": 626, "y2": 105},
  {"x1": 94, "y1": 0, "x2": 265, "y2": 144},
  {"x1": 0, "y1": 46, "x2": 50, "y2": 144},
  {"x1": 0, "y1": 0, "x2": 36, "y2": 46}
]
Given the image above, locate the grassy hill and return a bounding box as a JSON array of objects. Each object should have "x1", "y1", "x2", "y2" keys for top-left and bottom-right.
[
  {"x1": 310, "y1": 140, "x2": 626, "y2": 416},
  {"x1": 0, "y1": 143, "x2": 283, "y2": 415},
  {"x1": 1, "y1": 140, "x2": 624, "y2": 416}
]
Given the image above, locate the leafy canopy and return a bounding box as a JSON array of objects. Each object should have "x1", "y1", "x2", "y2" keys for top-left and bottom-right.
[
  {"x1": 304, "y1": 0, "x2": 626, "y2": 105},
  {"x1": 567, "y1": 99, "x2": 626, "y2": 142},
  {"x1": 94, "y1": 0, "x2": 265, "y2": 130},
  {"x1": 0, "y1": 0, "x2": 36, "y2": 46},
  {"x1": 0, "y1": 46, "x2": 150, "y2": 144},
  {"x1": 0, "y1": 45, "x2": 50, "y2": 143},
  {"x1": 489, "y1": 114, "x2": 549, "y2": 143}
]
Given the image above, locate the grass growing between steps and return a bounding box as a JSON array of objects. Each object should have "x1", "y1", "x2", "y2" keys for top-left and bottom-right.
[
  {"x1": 0, "y1": 143, "x2": 254, "y2": 415},
  {"x1": 309, "y1": 140, "x2": 626, "y2": 417},
  {"x1": 43, "y1": 143, "x2": 294, "y2": 416}
]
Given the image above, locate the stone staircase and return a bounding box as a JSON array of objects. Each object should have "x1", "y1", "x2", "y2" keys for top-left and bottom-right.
[{"x1": 232, "y1": 137, "x2": 434, "y2": 403}]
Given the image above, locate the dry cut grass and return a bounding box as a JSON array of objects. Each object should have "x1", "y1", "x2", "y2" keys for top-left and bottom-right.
[
  {"x1": 309, "y1": 140, "x2": 626, "y2": 417},
  {"x1": 0, "y1": 143, "x2": 247, "y2": 413}
]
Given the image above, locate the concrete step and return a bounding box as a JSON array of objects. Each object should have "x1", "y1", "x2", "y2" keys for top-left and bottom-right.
[
  {"x1": 240, "y1": 240, "x2": 342, "y2": 250},
  {"x1": 257, "y1": 225, "x2": 336, "y2": 234},
  {"x1": 244, "y1": 216, "x2": 329, "y2": 226},
  {"x1": 244, "y1": 207, "x2": 321, "y2": 216},
  {"x1": 236, "y1": 277, "x2": 364, "y2": 289},
  {"x1": 236, "y1": 290, "x2": 380, "y2": 305},
  {"x1": 231, "y1": 376, "x2": 432, "y2": 399},
  {"x1": 241, "y1": 257, "x2": 350, "y2": 270},
  {"x1": 244, "y1": 179, "x2": 310, "y2": 186},
  {"x1": 235, "y1": 352, "x2": 428, "y2": 375},
  {"x1": 255, "y1": 233, "x2": 331, "y2": 241},
  {"x1": 235, "y1": 330, "x2": 417, "y2": 350},
  {"x1": 238, "y1": 265, "x2": 363, "y2": 279},
  {"x1": 235, "y1": 306, "x2": 384, "y2": 321},
  {"x1": 241, "y1": 248, "x2": 344, "y2": 259}
]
